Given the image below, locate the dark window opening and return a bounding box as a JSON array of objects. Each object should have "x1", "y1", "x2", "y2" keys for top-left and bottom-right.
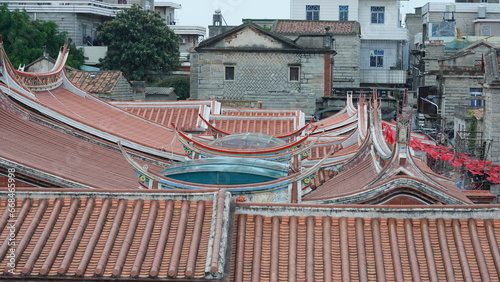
[
  {"x1": 225, "y1": 66, "x2": 235, "y2": 81},
  {"x1": 289, "y1": 66, "x2": 300, "y2": 82}
]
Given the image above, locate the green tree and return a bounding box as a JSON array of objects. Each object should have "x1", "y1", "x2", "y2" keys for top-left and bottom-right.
[
  {"x1": 0, "y1": 4, "x2": 84, "y2": 69},
  {"x1": 97, "y1": 4, "x2": 180, "y2": 81}
]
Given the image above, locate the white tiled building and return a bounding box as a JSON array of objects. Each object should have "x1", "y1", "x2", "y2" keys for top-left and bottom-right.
[
  {"x1": 290, "y1": 0, "x2": 409, "y2": 88},
  {"x1": 0, "y1": 0, "x2": 205, "y2": 68},
  {"x1": 155, "y1": 2, "x2": 206, "y2": 60}
]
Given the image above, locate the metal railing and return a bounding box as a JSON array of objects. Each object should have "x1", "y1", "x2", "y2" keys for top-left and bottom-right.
[{"x1": 455, "y1": 130, "x2": 486, "y2": 159}]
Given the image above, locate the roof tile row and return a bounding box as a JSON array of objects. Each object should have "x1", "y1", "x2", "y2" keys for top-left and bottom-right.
[
  {"x1": 231, "y1": 213, "x2": 500, "y2": 281},
  {"x1": 0, "y1": 92, "x2": 157, "y2": 189},
  {"x1": 1, "y1": 189, "x2": 500, "y2": 281},
  {"x1": 0, "y1": 190, "x2": 229, "y2": 280}
]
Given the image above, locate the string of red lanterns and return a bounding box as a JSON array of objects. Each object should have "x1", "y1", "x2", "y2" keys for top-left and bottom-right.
[{"x1": 382, "y1": 123, "x2": 500, "y2": 184}]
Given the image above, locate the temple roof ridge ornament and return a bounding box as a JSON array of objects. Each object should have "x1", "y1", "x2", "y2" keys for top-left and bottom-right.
[
  {"x1": 370, "y1": 89, "x2": 392, "y2": 160},
  {"x1": 367, "y1": 89, "x2": 445, "y2": 190},
  {"x1": 0, "y1": 36, "x2": 69, "y2": 91},
  {"x1": 357, "y1": 90, "x2": 369, "y2": 144}
]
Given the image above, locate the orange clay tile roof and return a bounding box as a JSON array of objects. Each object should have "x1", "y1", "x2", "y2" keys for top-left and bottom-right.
[
  {"x1": 210, "y1": 108, "x2": 303, "y2": 135},
  {"x1": 208, "y1": 116, "x2": 297, "y2": 136},
  {"x1": 31, "y1": 87, "x2": 185, "y2": 157},
  {"x1": 303, "y1": 146, "x2": 472, "y2": 205},
  {"x1": 275, "y1": 20, "x2": 359, "y2": 35},
  {"x1": 312, "y1": 112, "x2": 352, "y2": 129},
  {"x1": 0, "y1": 94, "x2": 163, "y2": 189},
  {"x1": 308, "y1": 142, "x2": 359, "y2": 161},
  {"x1": 3, "y1": 189, "x2": 500, "y2": 281},
  {"x1": 112, "y1": 102, "x2": 207, "y2": 132},
  {"x1": 0, "y1": 189, "x2": 229, "y2": 280},
  {"x1": 303, "y1": 155, "x2": 378, "y2": 200},
  {"x1": 66, "y1": 70, "x2": 125, "y2": 94},
  {"x1": 231, "y1": 204, "x2": 500, "y2": 282},
  {"x1": 220, "y1": 108, "x2": 302, "y2": 117},
  {"x1": 463, "y1": 189, "x2": 497, "y2": 204}
]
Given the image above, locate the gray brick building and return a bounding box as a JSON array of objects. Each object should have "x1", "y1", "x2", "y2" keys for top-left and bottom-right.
[
  {"x1": 189, "y1": 22, "x2": 337, "y2": 116},
  {"x1": 435, "y1": 42, "x2": 492, "y2": 131},
  {"x1": 483, "y1": 48, "x2": 500, "y2": 164}
]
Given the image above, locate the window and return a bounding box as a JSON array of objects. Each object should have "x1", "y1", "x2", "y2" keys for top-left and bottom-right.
[
  {"x1": 470, "y1": 88, "x2": 482, "y2": 107},
  {"x1": 118, "y1": 0, "x2": 127, "y2": 4},
  {"x1": 225, "y1": 66, "x2": 235, "y2": 81},
  {"x1": 482, "y1": 25, "x2": 491, "y2": 36},
  {"x1": 339, "y1": 6, "x2": 348, "y2": 22},
  {"x1": 289, "y1": 66, "x2": 300, "y2": 82},
  {"x1": 430, "y1": 22, "x2": 456, "y2": 37},
  {"x1": 306, "y1": 5, "x2": 320, "y2": 20},
  {"x1": 371, "y1": 6, "x2": 385, "y2": 24},
  {"x1": 370, "y1": 50, "x2": 384, "y2": 67}
]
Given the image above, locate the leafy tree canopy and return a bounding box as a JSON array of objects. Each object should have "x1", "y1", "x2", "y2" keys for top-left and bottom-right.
[
  {"x1": 97, "y1": 4, "x2": 180, "y2": 81},
  {"x1": 0, "y1": 4, "x2": 84, "y2": 69}
]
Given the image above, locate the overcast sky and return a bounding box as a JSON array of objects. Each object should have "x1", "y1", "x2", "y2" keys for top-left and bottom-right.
[{"x1": 175, "y1": 0, "x2": 449, "y2": 33}]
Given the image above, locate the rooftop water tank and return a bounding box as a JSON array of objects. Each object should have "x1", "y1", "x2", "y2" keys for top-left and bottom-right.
[{"x1": 478, "y1": 5, "x2": 487, "y2": 19}]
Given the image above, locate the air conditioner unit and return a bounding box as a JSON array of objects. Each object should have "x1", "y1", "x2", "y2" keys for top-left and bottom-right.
[{"x1": 179, "y1": 38, "x2": 187, "y2": 44}]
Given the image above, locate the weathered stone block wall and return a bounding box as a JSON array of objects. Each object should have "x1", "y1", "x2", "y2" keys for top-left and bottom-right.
[
  {"x1": 112, "y1": 77, "x2": 134, "y2": 99},
  {"x1": 243, "y1": 92, "x2": 316, "y2": 116},
  {"x1": 484, "y1": 86, "x2": 500, "y2": 164},
  {"x1": 191, "y1": 52, "x2": 299, "y2": 99},
  {"x1": 190, "y1": 51, "x2": 325, "y2": 114},
  {"x1": 441, "y1": 76, "x2": 483, "y2": 129},
  {"x1": 96, "y1": 77, "x2": 135, "y2": 101},
  {"x1": 333, "y1": 34, "x2": 361, "y2": 88},
  {"x1": 299, "y1": 53, "x2": 326, "y2": 98},
  {"x1": 216, "y1": 100, "x2": 261, "y2": 109}
]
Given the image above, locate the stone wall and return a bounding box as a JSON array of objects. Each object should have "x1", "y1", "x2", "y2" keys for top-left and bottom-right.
[
  {"x1": 484, "y1": 86, "x2": 500, "y2": 164},
  {"x1": 332, "y1": 34, "x2": 361, "y2": 88},
  {"x1": 97, "y1": 77, "x2": 136, "y2": 101},
  {"x1": 440, "y1": 76, "x2": 483, "y2": 129},
  {"x1": 190, "y1": 51, "x2": 325, "y2": 115}
]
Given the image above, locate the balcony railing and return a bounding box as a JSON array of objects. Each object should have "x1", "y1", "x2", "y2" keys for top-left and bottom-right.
[
  {"x1": 331, "y1": 87, "x2": 404, "y2": 98},
  {"x1": 0, "y1": 1, "x2": 130, "y2": 17},
  {"x1": 455, "y1": 130, "x2": 486, "y2": 159},
  {"x1": 360, "y1": 69, "x2": 407, "y2": 84}
]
